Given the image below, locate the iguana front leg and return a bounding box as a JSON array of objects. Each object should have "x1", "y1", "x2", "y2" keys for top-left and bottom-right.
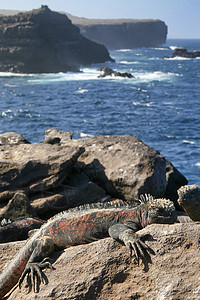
[
  {"x1": 108, "y1": 223, "x2": 148, "y2": 262},
  {"x1": 19, "y1": 236, "x2": 54, "y2": 292}
]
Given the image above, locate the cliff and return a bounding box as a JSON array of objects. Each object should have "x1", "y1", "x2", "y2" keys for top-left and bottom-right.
[
  {"x1": 67, "y1": 14, "x2": 168, "y2": 50},
  {"x1": 0, "y1": 6, "x2": 113, "y2": 73}
]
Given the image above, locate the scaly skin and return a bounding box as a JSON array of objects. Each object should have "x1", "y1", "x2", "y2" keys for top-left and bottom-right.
[{"x1": 0, "y1": 198, "x2": 176, "y2": 298}]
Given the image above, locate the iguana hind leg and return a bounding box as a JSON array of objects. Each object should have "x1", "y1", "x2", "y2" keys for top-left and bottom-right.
[{"x1": 19, "y1": 236, "x2": 54, "y2": 292}]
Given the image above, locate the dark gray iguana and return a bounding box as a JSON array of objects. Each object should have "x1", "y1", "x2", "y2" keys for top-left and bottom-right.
[{"x1": 0, "y1": 197, "x2": 177, "y2": 298}]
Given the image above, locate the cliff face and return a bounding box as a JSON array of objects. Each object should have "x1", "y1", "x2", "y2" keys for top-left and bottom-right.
[
  {"x1": 68, "y1": 15, "x2": 168, "y2": 50},
  {"x1": 0, "y1": 6, "x2": 113, "y2": 73}
]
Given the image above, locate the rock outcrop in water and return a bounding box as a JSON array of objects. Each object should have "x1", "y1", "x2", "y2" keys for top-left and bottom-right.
[
  {"x1": 0, "y1": 6, "x2": 113, "y2": 73},
  {"x1": 67, "y1": 14, "x2": 168, "y2": 50}
]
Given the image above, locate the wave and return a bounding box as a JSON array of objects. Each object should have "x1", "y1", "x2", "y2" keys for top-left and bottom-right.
[
  {"x1": 132, "y1": 101, "x2": 154, "y2": 107},
  {"x1": 134, "y1": 71, "x2": 179, "y2": 83},
  {"x1": 183, "y1": 140, "x2": 196, "y2": 145},
  {"x1": 0, "y1": 72, "x2": 34, "y2": 79},
  {"x1": 1, "y1": 109, "x2": 41, "y2": 119},
  {"x1": 164, "y1": 56, "x2": 192, "y2": 61},
  {"x1": 75, "y1": 88, "x2": 89, "y2": 94},
  {"x1": 28, "y1": 69, "x2": 101, "y2": 84},
  {"x1": 182, "y1": 140, "x2": 196, "y2": 145},
  {"x1": 117, "y1": 49, "x2": 132, "y2": 52}
]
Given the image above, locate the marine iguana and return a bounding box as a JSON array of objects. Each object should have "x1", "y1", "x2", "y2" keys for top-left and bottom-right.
[{"x1": 0, "y1": 197, "x2": 177, "y2": 298}]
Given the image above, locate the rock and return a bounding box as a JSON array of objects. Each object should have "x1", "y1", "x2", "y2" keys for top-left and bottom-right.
[
  {"x1": 178, "y1": 184, "x2": 200, "y2": 221},
  {"x1": 172, "y1": 47, "x2": 200, "y2": 58},
  {"x1": 72, "y1": 135, "x2": 167, "y2": 202},
  {"x1": 98, "y1": 66, "x2": 134, "y2": 78},
  {"x1": 0, "y1": 143, "x2": 84, "y2": 194},
  {"x1": 31, "y1": 169, "x2": 108, "y2": 219},
  {"x1": 1, "y1": 223, "x2": 199, "y2": 299},
  {"x1": 0, "y1": 193, "x2": 38, "y2": 222},
  {"x1": 69, "y1": 15, "x2": 168, "y2": 50},
  {"x1": 0, "y1": 218, "x2": 43, "y2": 243},
  {"x1": 165, "y1": 160, "x2": 188, "y2": 209},
  {"x1": 0, "y1": 6, "x2": 113, "y2": 73},
  {"x1": 0, "y1": 132, "x2": 30, "y2": 145},
  {"x1": 45, "y1": 128, "x2": 72, "y2": 144}
]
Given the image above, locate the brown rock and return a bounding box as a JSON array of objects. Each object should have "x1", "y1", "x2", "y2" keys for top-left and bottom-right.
[
  {"x1": 73, "y1": 135, "x2": 167, "y2": 202},
  {"x1": 0, "y1": 132, "x2": 30, "y2": 145},
  {"x1": 165, "y1": 160, "x2": 188, "y2": 209},
  {"x1": 0, "y1": 143, "x2": 84, "y2": 194},
  {"x1": 1, "y1": 223, "x2": 199, "y2": 299},
  {"x1": 45, "y1": 128, "x2": 72, "y2": 144},
  {"x1": 178, "y1": 184, "x2": 200, "y2": 221},
  {"x1": 0, "y1": 193, "x2": 37, "y2": 222}
]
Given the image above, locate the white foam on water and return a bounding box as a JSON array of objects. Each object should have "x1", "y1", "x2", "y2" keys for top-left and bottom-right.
[
  {"x1": 117, "y1": 49, "x2": 132, "y2": 52},
  {"x1": 183, "y1": 140, "x2": 196, "y2": 145},
  {"x1": 133, "y1": 101, "x2": 154, "y2": 107},
  {"x1": 134, "y1": 71, "x2": 178, "y2": 83},
  {"x1": 120, "y1": 61, "x2": 137, "y2": 64},
  {"x1": 28, "y1": 69, "x2": 101, "y2": 84},
  {"x1": 195, "y1": 162, "x2": 200, "y2": 168},
  {"x1": 79, "y1": 132, "x2": 94, "y2": 138},
  {"x1": 0, "y1": 72, "x2": 31, "y2": 77},
  {"x1": 75, "y1": 88, "x2": 89, "y2": 94},
  {"x1": 164, "y1": 56, "x2": 192, "y2": 61}
]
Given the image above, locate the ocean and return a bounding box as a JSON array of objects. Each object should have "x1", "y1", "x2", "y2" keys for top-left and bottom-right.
[{"x1": 0, "y1": 39, "x2": 199, "y2": 185}]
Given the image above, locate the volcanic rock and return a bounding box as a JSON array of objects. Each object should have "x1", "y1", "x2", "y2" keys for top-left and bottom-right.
[
  {"x1": 0, "y1": 132, "x2": 30, "y2": 145},
  {"x1": 69, "y1": 15, "x2": 168, "y2": 50},
  {"x1": 98, "y1": 66, "x2": 134, "y2": 78},
  {"x1": 1, "y1": 222, "x2": 199, "y2": 299},
  {"x1": 172, "y1": 47, "x2": 200, "y2": 58},
  {"x1": 0, "y1": 6, "x2": 113, "y2": 73},
  {"x1": 72, "y1": 135, "x2": 167, "y2": 201},
  {"x1": 178, "y1": 184, "x2": 200, "y2": 221},
  {"x1": 0, "y1": 143, "x2": 84, "y2": 195},
  {"x1": 0, "y1": 192, "x2": 37, "y2": 223}
]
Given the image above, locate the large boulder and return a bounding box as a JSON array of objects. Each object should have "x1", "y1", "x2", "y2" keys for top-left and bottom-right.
[
  {"x1": 0, "y1": 6, "x2": 113, "y2": 73},
  {"x1": 72, "y1": 135, "x2": 167, "y2": 202},
  {"x1": 165, "y1": 160, "x2": 188, "y2": 209},
  {"x1": 0, "y1": 132, "x2": 30, "y2": 145},
  {"x1": 0, "y1": 143, "x2": 84, "y2": 195},
  {"x1": 178, "y1": 184, "x2": 200, "y2": 221},
  {"x1": 1, "y1": 223, "x2": 199, "y2": 299}
]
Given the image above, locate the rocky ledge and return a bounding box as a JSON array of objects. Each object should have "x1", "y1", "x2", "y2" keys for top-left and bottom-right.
[
  {"x1": 0, "y1": 6, "x2": 113, "y2": 73},
  {"x1": 1, "y1": 223, "x2": 199, "y2": 299}
]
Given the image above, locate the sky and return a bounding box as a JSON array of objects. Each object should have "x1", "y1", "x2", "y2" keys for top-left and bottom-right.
[{"x1": 0, "y1": 0, "x2": 200, "y2": 39}]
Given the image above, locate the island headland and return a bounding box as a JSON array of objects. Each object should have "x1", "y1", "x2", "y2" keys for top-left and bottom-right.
[
  {"x1": 0, "y1": 7, "x2": 168, "y2": 53},
  {"x1": 67, "y1": 14, "x2": 168, "y2": 50},
  {"x1": 0, "y1": 6, "x2": 113, "y2": 73}
]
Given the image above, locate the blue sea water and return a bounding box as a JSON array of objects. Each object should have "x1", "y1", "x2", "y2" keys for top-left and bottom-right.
[{"x1": 0, "y1": 39, "x2": 199, "y2": 185}]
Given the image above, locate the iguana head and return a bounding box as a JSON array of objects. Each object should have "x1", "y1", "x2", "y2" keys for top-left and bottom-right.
[{"x1": 140, "y1": 195, "x2": 177, "y2": 225}]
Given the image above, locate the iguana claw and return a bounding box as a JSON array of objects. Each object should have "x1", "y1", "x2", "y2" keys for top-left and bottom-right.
[
  {"x1": 119, "y1": 229, "x2": 149, "y2": 262},
  {"x1": 19, "y1": 257, "x2": 52, "y2": 292}
]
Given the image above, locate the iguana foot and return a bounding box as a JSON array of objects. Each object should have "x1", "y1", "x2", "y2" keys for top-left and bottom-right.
[
  {"x1": 109, "y1": 224, "x2": 149, "y2": 263},
  {"x1": 119, "y1": 229, "x2": 149, "y2": 262},
  {"x1": 19, "y1": 257, "x2": 52, "y2": 292}
]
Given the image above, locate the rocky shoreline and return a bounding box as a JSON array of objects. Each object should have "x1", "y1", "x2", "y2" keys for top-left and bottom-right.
[{"x1": 0, "y1": 128, "x2": 200, "y2": 299}]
